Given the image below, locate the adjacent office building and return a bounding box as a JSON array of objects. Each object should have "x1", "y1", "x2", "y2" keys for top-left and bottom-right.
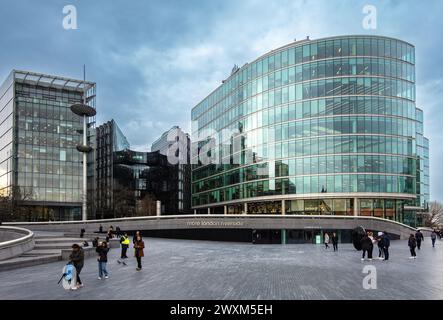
[
  {"x1": 93, "y1": 121, "x2": 191, "y2": 219},
  {"x1": 191, "y1": 35, "x2": 430, "y2": 228},
  {"x1": 0, "y1": 70, "x2": 96, "y2": 221},
  {"x1": 151, "y1": 126, "x2": 192, "y2": 214}
]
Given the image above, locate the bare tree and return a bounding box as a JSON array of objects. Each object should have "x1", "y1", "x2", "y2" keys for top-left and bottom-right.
[
  {"x1": 425, "y1": 201, "x2": 443, "y2": 228},
  {"x1": 0, "y1": 187, "x2": 35, "y2": 222},
  {"x1": 136, "y1": 193, "x2": 157, "y2": 216}
]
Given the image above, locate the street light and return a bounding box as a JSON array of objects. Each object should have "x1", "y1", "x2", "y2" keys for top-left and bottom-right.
[{"x1": 70, "y1": 66, "x2": 96, "y2": 221}]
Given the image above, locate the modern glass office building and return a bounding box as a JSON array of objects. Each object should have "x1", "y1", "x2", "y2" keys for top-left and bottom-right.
[
  {"x1": 191, "y1": 35, "x2": 430, "y2": 227},
  {"x1": 0, "y1": 70, "x2": 96, "y2": 221}
]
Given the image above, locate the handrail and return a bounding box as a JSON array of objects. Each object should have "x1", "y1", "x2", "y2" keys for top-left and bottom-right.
[{"x1": 0, "y1": 226, "x2": 34, "y2": 249}]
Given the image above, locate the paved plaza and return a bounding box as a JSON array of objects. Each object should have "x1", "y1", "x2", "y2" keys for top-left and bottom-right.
[{"x1": 0, "y1": 238, "x2": 442, "y2": 300}]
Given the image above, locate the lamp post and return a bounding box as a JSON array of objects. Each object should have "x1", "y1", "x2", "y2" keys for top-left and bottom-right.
[{"x1": 70, "y1": 67, "x2": 96, "y2": 221}]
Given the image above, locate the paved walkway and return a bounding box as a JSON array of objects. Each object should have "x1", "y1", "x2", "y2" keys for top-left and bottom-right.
[{"x1": 0, "y1": 238, "x2": 442, "y2": 300}]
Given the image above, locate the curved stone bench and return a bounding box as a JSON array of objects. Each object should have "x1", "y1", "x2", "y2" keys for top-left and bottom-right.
[{"x1": 0, "y1": 226, "x2": 35, "y2": 261}]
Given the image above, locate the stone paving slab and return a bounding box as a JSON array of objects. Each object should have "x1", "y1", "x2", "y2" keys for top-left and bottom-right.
[{"x1": 0, "y1": 238, "x2": 442, "y2": 300}]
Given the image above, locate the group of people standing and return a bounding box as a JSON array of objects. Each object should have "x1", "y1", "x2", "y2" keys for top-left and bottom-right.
[
  {"x1": 67, "y1": 229, "x2": 145, "y2": 291},
  {"x1": 360, "y1": 231, "x2": 391, "y2": 261},
  {"x1": 323, "y1": 230, "x2": 391, "y2": 261}
]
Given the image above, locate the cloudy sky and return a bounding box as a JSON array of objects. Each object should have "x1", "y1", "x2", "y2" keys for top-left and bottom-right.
[{"x1": 0, "y1": 0, "x2": 442, "y2": 201}]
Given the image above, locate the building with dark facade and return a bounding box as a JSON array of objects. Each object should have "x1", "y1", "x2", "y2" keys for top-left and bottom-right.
[
  {"x1": 0, "y1": 70, "x2": 96, "y2": 221},
  {"x1": 93, "y1": 121, "x2": 191, "y2": 219},
  {"x1": 191, "y1": 35, "x2": 430, "y2": 239},
  {"x1": 151, "y1": 126, "x2": 192, "y2": 214}
]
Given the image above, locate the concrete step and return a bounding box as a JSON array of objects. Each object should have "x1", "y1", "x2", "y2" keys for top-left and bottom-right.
[
  {"x1": 0, "y1": 254, "x2": 61, "y2": 272},
  {"x1": 64, "y1": 233, "x2": 104, "y2": 239},
  {"x1": 34, "y1": 243, "x2": 87, "y2": 250},
  {"x1": 35, "y1": 238, "x2": 86, "y2": 244},
  {"x1": 21, "y1": 249, "x2": 62, "y2": 256}
]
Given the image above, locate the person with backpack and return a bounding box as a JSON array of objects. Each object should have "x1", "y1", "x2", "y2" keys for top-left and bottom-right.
[
  {"x1": 134, "y1": 235, "x2": 145, "y2": 271},
  {"x1": 68, "y1": 244, "x2": 84, "y2": 290},
  {"x1": 324, "y1": 232, "x2": 330, "y2": 249},
  {"x1": 96, "y1": 241, "x2": 110, "y2": 279},
  {"x1": 431, "y1": 230, "x2": 437, "y2": 248},
  {"x1": 408, "y1": 234, "x2": 417, "y2": 259},
  {"x1": 331, "y1": 232, "x2": 339, "y2": 251},
  {"x1": 415, "y1": 230, "x2": 424, "y2": 250}
]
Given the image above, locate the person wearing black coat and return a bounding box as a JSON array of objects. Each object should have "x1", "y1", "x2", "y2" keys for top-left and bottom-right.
[
  {"x1": 408, "y1": 234, "x2": 417, "y2": 259},
  {"x1": 381, "y1": 232, "x2": 391, "y2": 260},
  {"x1": 376, "y1": 232, "x2": 385, "y2": 260},
  {"x1": 415, "y1": 230, "x2": 424, "y2": 250},
  {"x1": 360, "y1": 233, "x2": 373, "y2": 260},
  {"x1": 68, "y1": 244, "x2": 84, "y2": 289},
  {"x1": 331, "y1": 233, "x2": 339, "y2": 251},
  {"x1": 96, "y1": 242, "x2": 110, "y2": 279}
]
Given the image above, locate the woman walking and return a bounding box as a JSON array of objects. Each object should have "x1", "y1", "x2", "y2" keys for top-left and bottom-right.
[
  {"x1": 324, "y1": 233, "x2": 330, "y2": 249},
  {"x1": 408, "y1": 234, "x2": 417, "y2": 259},
  {"x1": 96, "y1": 241, "x2": 109, "y2": 279},
  {"x1": 134, "y1": 235, "x2": 145, "y2": 271}
]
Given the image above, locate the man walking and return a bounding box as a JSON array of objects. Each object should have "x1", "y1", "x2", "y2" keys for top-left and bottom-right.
[
  {"x1": 408, "y1": 234, "x2": 417, "y2": 259},
  {"x1": 331, "y1": 232, "x2": 339, "y2": 251},
  {"x1": 431, "y1": 230, "x2": 437, "y2": 248},
  {"x1": 415, "y1": 229, "x2": 424, "y2": 250}
]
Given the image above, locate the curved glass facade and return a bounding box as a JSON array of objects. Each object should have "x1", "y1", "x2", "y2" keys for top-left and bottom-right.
[{"x1": 191, "y1": 36, "x2": 429, "y2": 226}]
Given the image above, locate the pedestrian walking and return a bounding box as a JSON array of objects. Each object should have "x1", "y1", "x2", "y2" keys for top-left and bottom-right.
[
  {"x1": 408, "y1": 234, "x2": 417, "y2": 259},
  {"x1": 415, "y1": 230, "x2": 424, "y2": 250},
  {"x1": 382, "y1": 231, "x2": 390, "y2": 261},
  {"x1": 431, "y1": 230, "x2": 437, "y2": 247},
  {"x1": 361, "y1": 232, "x2": 373, "y2": 261},
  {"x1": 376, "y1": 232, "x2": 384, "y2": 260},
  {"x1": 96, "y1": 241, "x2": 110, "y2": 279},
  {"x1": 134, "y1": 235, "x2": 145, "y2": 271},
  {"x1": 331, "y1": 232, "x2": 339, "y2": 251},
  {"x1": 68, "y1": 244, "x2": 84, "y2": 290},
  {"x1": 324, "y1": 232, "x2": 330, "y2": 249}
]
